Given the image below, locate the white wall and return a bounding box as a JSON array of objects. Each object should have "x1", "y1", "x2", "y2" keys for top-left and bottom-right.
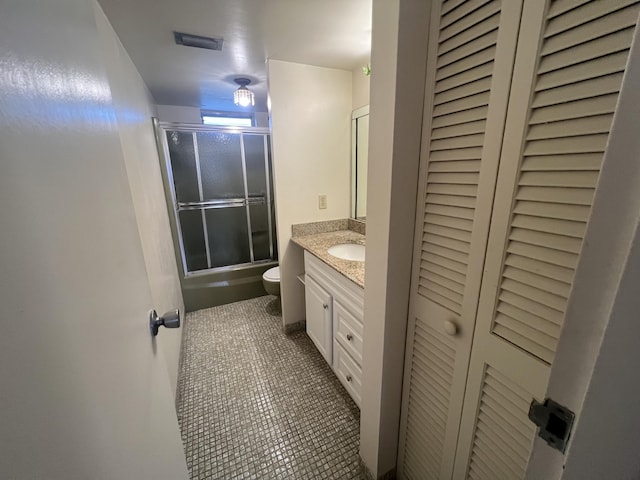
[
  {"x1": 359, "y1": 0, "x2": 430, "y2": 477},
  {"x1": 0, "y1": 1, "x2": 187, "y2": 477},
  {"x1": 96, "y1": 8, "x2": 184, "y2": 394},
  {"x1": 157, "y1": 104, "x2": 203, "y2": 123},
  {"x1": 157, "y1": 104, "x2": 270, "y2": 127},
  {"x1": 256, "y1": 111, "x2": 269, "y2": 128},
  {"x1": 562, "y1": 225, "x2": 640, "y2": 479},
  {"x1": 268, "y1": 60, "x2": 352, "y2": 325},
  {"x1": 352, "y1": 64, "x2": 371, "y2": 110}
]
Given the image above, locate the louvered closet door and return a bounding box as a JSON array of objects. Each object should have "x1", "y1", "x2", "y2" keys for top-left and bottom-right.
[
  {"x1": 453, "y1": 1, "x2": 640, "y2": 478},
  {"x1": 397, "y1": 1, "x2": 523, "y2": 478}
]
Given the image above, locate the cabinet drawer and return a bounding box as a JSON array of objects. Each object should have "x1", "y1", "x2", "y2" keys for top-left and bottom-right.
[
  {"x1": 333, "y1": 300, "x2": 363, "y2": 365},
  {"x1": 333, "y1": 340, "x2": 362, "y2": 407}
]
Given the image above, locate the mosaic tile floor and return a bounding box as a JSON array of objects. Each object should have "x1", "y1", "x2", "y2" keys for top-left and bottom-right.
[{"x1": 176, "y1": 296, "x2": 365, "y2": 480}]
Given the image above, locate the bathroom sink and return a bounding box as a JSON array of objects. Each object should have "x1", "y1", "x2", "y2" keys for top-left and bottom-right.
[{"x1": 327, "y1": 243, "x2": 365, "y2": 262}]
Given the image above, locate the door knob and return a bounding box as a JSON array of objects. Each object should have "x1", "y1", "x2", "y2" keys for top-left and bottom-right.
[
  {"x1": 323, "y1": 303, "x2": 328, "y2": 309},
  {"x1": 150, "y1": 309, "x2": 181, "y2": 337},
  {"x1": 444, "y1": 319, "x2": 458, "y2": 336},
  {"x1": 346, "y1": 333, "x2": 353, "y2": 341},
  {"x1": 346, "y1": 375, "x2": 352, "y2": 383}
]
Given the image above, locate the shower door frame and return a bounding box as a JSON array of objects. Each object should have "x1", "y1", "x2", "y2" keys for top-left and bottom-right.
[{"x1": 154, "y1": 119, "x2": 277, "y2": 279}]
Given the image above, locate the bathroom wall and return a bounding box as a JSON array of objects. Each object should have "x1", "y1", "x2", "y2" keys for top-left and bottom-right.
[
  {"x1": 255, "y1": 112, "x2": 269, "y2": 128},
  {"x1": 359, "y1": 0, "x2": 430, "y2": 477},
  {"x1": 352, "y1": 64, "x2": 371, "y2": 110},
  {"x1": 157, "y1": 104, "x2": 203, "y2": 123},
  {"x1": 96, "y1": 7, "x2": 184, "y2": 395},
  {"x1": 157, "y1": 104, "x2": 270, "y2": 127},
  {"x1": 268, "y1": 60, "x2": 352, "y2": 326}
]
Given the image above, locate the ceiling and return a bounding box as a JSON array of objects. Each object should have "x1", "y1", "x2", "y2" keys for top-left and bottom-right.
[{"x1": 98, "y1": 0, "x2": 372, "y2": 113}]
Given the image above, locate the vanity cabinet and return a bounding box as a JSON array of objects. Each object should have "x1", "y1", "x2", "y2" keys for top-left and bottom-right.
[{"x1": 304, "y1": 251, "x2": 364, "y2": 407}]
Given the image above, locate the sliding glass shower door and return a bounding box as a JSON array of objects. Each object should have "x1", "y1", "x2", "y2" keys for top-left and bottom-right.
[{"x1": 158, "y1": 123, "x2": 277, "y2": 276}]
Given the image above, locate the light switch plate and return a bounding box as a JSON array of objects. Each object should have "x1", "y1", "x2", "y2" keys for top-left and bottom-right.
[{"x1": 318, "y1": 194, "x2": 327, "y2": 209}]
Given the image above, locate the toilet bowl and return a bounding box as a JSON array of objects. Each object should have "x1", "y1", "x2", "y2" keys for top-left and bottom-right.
[{"x1": 262, "y1": 266, "x2": 280, "y2": 296}]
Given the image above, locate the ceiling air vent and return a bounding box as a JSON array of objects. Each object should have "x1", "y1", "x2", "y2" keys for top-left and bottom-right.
[{"x1": 173, "y1": 31, "x2": 223, "y2": 51}]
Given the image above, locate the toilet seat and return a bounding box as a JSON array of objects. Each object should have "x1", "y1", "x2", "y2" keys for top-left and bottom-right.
[{"x1": 263, "y1": 266, "x2": 280, "y2": 282}]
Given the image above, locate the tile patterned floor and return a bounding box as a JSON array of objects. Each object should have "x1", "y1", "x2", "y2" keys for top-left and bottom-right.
[{"x1": 176, "y1": 296, "x2": 365, "y2": 479}]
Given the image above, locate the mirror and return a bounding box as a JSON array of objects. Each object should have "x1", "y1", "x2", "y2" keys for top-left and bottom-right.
[{"x1": 351, "y1": 106, "x2": 369, "y2": 221}]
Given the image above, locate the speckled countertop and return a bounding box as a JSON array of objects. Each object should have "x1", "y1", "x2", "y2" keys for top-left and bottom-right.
[{"x1": 291, "y1": 230, "x2": 366, "y2": 288}]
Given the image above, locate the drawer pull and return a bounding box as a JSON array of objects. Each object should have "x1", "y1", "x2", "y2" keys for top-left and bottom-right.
[
  {"x1": 323, "y1": 303, "x2": 328, "y2": 310},
  {"x1": 346, "y1": 375, "x2": 352, "y2": 383},
  {"x1": 346, "y1": 333, "x2": 353, "y2": 341}
]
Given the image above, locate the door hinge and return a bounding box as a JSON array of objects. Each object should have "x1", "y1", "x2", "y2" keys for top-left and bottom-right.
[{"x1": 528, "y1": 397, "x2": 575, "y2": 453}]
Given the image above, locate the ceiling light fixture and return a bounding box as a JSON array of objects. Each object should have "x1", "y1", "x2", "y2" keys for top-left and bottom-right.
[{"x1": 233, "y1": 78, "x2": 255, "y2": 107}]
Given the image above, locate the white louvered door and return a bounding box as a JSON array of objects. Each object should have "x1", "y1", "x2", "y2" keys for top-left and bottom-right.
[
  {"x1": 398, "y1": 1, "x2": 523, "y2": 478},
  {"x1": 453, "y1": 1, "x2": 640, "y2": 478}
]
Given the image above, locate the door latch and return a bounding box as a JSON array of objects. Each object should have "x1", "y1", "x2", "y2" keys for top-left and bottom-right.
[{"x1": 528, "y1": 397, "x2": 575, "y2": 453}]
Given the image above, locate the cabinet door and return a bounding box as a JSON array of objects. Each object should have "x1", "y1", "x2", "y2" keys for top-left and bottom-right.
[
  {"x1": 453, "y1": 1, "x2": 640, "y2": 478},
  {"x1": 305, "y1": 275, "x2": 333, "y2": 364},
  {"x1": 398, "y1": 1, "x2": 524, "y2": 478}
]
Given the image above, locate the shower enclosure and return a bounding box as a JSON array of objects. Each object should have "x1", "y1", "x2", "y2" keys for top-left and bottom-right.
[{"x1": 155, "y1": 120, "x2": 278, "y2": 311}]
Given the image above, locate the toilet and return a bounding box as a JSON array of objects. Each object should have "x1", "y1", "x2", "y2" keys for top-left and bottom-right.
[{"x1": 262, "y1": 266, "x2": 280, "y2": 297}]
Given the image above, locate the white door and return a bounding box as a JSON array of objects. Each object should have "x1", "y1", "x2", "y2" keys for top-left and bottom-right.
[
  {"x1": 399, "y1": 1, "x2": 640, "y2": 479},
  {"x1": 398, "y1": 1, "x2": 524, "y2": 477},
  {"x1": 0, "y1": 1, "x2": 188, "y2": 478},
  {"x1": 453, "y1": 1, "x2": 640, "y2": 478}
]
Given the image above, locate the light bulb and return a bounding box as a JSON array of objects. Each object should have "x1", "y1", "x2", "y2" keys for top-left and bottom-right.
[{"x1": 233, "y1": 85, "x2": 254, "y2": 107}]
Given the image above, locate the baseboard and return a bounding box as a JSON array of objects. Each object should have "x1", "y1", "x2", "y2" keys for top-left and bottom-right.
[
  {"x1": 359, "y1": 456, "x2": 397, "y2": 480},
  {"x1": 283, "y1": 319, "x2": 305, "y2": 334}
]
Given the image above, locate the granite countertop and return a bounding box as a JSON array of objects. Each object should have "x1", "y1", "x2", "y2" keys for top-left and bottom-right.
[{"x1": 291, "y1": 230, "x2": 365, "y2": 288}]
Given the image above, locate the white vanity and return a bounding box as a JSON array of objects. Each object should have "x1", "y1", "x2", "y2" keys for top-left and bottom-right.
[
  {"x1": 290, "y1": 221, "x2": 365, "y2": 408},
  {"x1": 304, "y1": 251, "x2": 364, "y2": 406}
]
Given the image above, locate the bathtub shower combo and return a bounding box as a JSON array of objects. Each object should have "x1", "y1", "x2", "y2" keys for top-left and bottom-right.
[{"x1": 155, "y1": 120, "x2": 278, "y2": 311}]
